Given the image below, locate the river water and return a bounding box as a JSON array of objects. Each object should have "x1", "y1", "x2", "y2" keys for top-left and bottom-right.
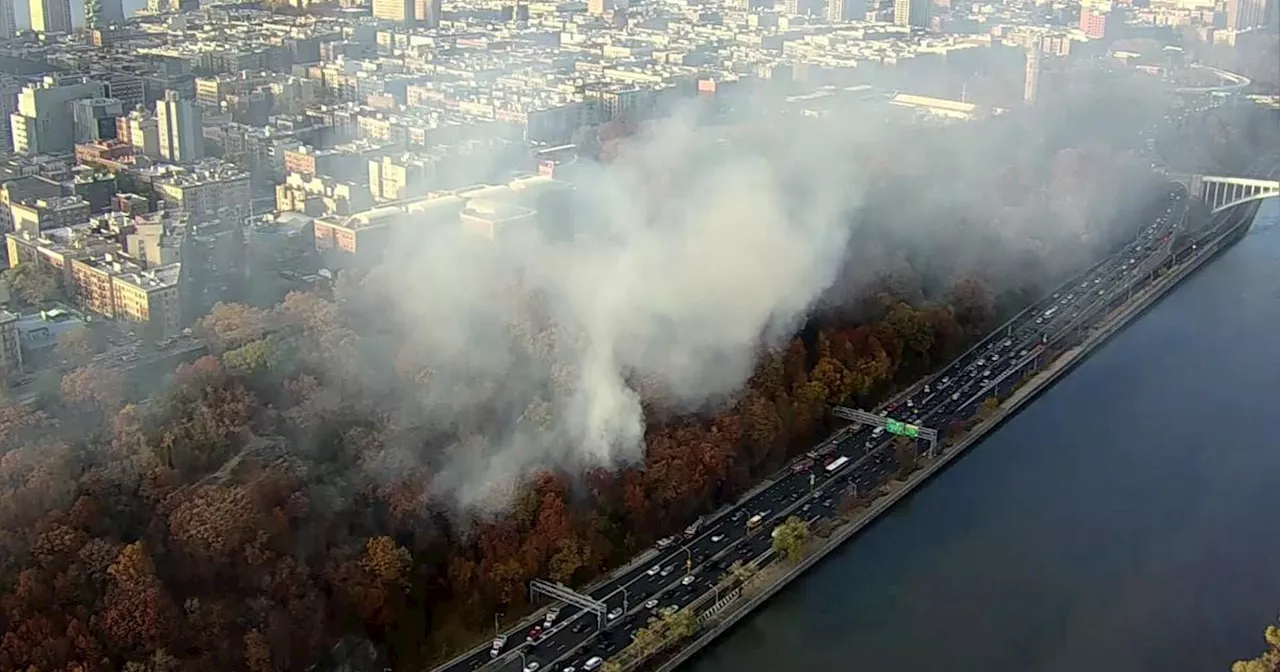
[{"x1": 685, "y1": 199, "x2": 1280, "y2": 672}]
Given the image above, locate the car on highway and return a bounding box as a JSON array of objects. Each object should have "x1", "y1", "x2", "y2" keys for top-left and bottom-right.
[
  {"x1": 527, "y1": 626, "x2": 543, "y2": 643},
  {"x1": 490, "y1": 634, "x2": 508, "y2": 658},
  {"x1": 450, "y1": 225, "x2": 1183, "y2": 672},
  {"x1": 523, "y1": 662, "x2": 540, "y2": 672},
  {"x1": 544, "y1": 606, "x2": 561, "y2": 627}
]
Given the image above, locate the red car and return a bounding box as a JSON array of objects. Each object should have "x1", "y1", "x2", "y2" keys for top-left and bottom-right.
[{"x1": 527, "y1": 626, "x2": 543, "y2": 642}]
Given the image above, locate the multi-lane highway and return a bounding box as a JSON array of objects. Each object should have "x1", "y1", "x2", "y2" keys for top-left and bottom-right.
[{"x1": 440, "y1": 186, "x2": 1192, "y2": 672}]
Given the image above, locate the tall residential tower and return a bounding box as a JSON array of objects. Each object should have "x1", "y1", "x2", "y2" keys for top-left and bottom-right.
[
  {"x1": 29, "y1": 0, "x2": 72, "y2": 33},
  {"x1": 1024, "y1": 45, "x2": 1042, "y2": 105},
  {"x1": 156, "y1": 89, "x2": 203, "y2": 164},
  {"x1": 893, "y1": 0, "x2": 931, "y2": 29},
  {"x1": 0, "y1": 0, "x2": 16, "y2": 39}
]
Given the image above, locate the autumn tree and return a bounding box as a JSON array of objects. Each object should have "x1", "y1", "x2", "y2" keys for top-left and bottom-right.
[
  {"x1": 770, "y1": 516, "x2": 810, "y2": 562},
  {"x1": 1232, "y1": 620, "x2": 1280, "y2": 672},
  {"x1": 6, "y1": 262, "x2": 62, "y2": 308},
  {"x1": 893, "y1": 436, "x2": 919, "y2": 479},
  {"x1": 102, "y1": 542, "x2": 179, "y2": 653},
  {"x1": 60, "y1": 364, "x2": 127, "y2": 415},
  {"x1": 198, "y1": 302, "x2": 273, "y2": 352},
  {"x1": 56, "y1": 325, "x2": 104, "y2": 365},
  {"x1": 978, "y1": 396, "x2": 1001, "y2": 420},
  {"x1": 948, "y1": 276, "x2": 997, "y2": 332}
]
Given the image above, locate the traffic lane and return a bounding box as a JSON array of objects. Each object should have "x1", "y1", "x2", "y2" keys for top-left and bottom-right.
[
  {"x1": 511, "y1": 227, "x2": 1167, "y2": 671},
  {"x1": 617, "y1": 208, "x2": 1189, "y2": 646},
  {"x1": 468, "y1": 241, "x2": 1155, "y2": 672},
  {"x1": 493, "y1": 610, "x2": 599, "y2": 672}
]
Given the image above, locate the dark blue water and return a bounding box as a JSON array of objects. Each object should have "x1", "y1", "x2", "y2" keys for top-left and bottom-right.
[{"x1": 686, "y1": 199, "x2": 1280, "y2": 672}]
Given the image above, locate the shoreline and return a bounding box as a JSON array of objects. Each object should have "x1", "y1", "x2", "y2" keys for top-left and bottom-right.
[{"x1": 646, "y1": 208, "x2": 1255, "y2": 672}]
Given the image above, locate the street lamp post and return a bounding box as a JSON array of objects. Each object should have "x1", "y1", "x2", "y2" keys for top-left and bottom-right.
[{"x1": 516, "y1": 651, "x2": 528, "y2": 671}]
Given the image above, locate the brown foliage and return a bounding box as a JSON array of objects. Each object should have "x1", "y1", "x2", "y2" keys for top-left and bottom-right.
[{"x1": 0, "y1": 193, "x2": 1072, "y2": 672}]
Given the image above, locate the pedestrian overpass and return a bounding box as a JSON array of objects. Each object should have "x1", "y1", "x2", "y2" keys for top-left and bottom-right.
[{"x1": 1167, "y1": 173, "x2": 1280, "y2": 214}]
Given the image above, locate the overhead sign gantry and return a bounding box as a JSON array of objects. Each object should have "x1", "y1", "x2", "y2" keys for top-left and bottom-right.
[
  {"x1": 528, "y1": 579, "x2": 608, "y2": 627},
  {"x1": 832, "y1": 406, "x2": 940, "y2": 457}
]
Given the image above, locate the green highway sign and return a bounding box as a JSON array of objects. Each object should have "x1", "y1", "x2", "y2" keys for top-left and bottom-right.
[{"x1": 884, "y1": 419, "x2": 921, "y2": 438}]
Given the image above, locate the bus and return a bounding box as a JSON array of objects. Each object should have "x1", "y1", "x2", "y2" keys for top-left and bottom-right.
[{"x1": 824, "y1": 456, "x2": 850, "y2": 473}]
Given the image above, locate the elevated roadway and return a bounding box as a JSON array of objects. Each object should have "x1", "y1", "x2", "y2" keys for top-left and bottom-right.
[
  {"x1": 1172, "y1": 64, "x2": 1252, "y2": 95},
  {"x1": 436, "y1": 185, "x2": 1194, "y2": 672}
]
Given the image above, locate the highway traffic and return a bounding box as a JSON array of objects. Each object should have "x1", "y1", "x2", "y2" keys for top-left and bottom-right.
[{"x1": 442, "y1": 185, "x2": 1191, "y2": 672}]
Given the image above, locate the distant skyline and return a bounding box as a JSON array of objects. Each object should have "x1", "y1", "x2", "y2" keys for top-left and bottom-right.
[{"x1": 14, "y1": 0, "x2": 142, "y2": 30}]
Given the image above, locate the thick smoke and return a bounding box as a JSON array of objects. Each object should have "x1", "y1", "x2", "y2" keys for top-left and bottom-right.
[
  {"x1": 360, "y1": 105, "x2": 871, "y2": 509},
  {"x1": 358, "y1": 69, "x2": 1162, "y2": 510}
]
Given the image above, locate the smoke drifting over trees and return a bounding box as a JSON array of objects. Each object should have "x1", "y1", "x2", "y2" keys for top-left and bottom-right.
[
  {"x1": 0, "y1": 67, "x2": 1178, "y2": 670},
  {"x1": 350, "y1": 76, "x2": 1162, "y2": 510}
]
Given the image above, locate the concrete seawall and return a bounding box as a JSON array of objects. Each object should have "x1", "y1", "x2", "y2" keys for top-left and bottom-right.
[{"x1": 651, "y1": 219, "x2": 1248, "y2": 672}]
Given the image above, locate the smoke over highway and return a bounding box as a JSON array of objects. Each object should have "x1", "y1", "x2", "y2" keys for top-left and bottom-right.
[{"x1": 356, "y1": 75, "x2": 1163, "y2": 511}]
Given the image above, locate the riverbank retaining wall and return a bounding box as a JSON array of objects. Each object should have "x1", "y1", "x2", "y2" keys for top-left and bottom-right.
[{"x1": 650, "y1": 218, "x2": 1248, "y2": 672}]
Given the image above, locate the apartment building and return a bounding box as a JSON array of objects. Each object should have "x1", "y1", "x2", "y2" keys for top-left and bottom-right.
[
  {"x1": 68, "y1": 251, "x2": 182, "y2": 337},
  {"x1": 10, "y1": 76, "x2": 107, "y2": 156},
  {"x1": 10, "y1": 195, "x2": 92, "y2": 235},
  {"x1": 113, "y1": 263, "x2": 181, "y2": 338},
  {"x1": 151, "y1": 161, "x2": 252, "y2": 223}
]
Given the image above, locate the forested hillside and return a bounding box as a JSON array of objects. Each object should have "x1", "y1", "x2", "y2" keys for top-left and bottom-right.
[{"x1": 0, "y1": 112, "x2": 1167, "y2": 670}]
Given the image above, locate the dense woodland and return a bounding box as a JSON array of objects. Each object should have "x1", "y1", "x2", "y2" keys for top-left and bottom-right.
[{"x1": 0, "y1": 107, "x2": 1172, "y2": 670}]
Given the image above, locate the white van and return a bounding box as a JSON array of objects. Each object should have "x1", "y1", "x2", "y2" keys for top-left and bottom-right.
[
  {"x1": 584, "y1": 656, "x2": 604, "y2": 670},
  {"x1": 544, "y1": 606, "x2": 561, "y2": 627}
]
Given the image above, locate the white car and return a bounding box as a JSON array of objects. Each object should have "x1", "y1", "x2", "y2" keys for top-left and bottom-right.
[
  {"x1": 607, "y1": 607, "x2": 623, "y2": 621},
  {"x1": 644, "y1": 598, "x2": 659, "y2": 609},
  {"x1": 710, "y1": 534, "x2": 725, "y2": 543},
  {"x1": 524, "y1": 663, "x2": 540, "y2": 672},
  {"x1": 646, "y1": 564, "x2": 661, "y2": 576},
  {"x1": 584, "y1": 657, "x2": 604, "y2": 671},
  {"x1": 681, "y1": 575, "x2": 696, "y2": 586}
]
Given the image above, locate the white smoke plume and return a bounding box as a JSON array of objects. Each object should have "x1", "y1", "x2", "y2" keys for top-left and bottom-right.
[
  {"x1": 355, "y1": 71, "x2": 1161, "y2": 510},
  {"x1": 358, "y1": 102, "x2": 870, "y2": 509}
]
